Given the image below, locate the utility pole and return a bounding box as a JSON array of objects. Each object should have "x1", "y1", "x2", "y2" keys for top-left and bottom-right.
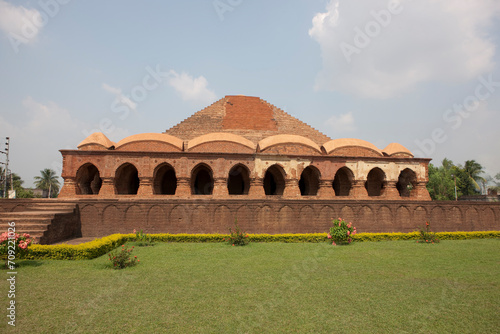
[
  {"x1": 451, "y1": 175, "x2": 458, "y2": 201},
  {"x1": 1, "y1": 137, "x2": 9, "y2": 198}
]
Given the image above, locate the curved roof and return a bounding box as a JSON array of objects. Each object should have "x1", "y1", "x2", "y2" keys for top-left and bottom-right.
[
  {"x1": 77, "y1": 132, "x2": 115, "y2": 149},
  {"x1": 115, "y1": 133, "x2": 183, "y2": 150},
  {"x1": 187, "y1": 132, "x2": 256, "y2": 151},
  {"x1": 258, "y1": 134, "x2": 322, "y2": 153},
  {"x1": 322, "y1": 138, "x2": 383, "y2": 156},
  {"x1": 382, "y1": 143, "x2": 413, "y2": 157}
]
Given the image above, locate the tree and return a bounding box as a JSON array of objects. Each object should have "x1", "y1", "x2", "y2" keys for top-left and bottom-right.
[
  {"x1": 12, "y1": 173, "x2": 35, "y2": 198},
  {"x1": 34, "y1": 168, "x2": 60, "y2": 198},
  {"x1": 462, "y1": 160, "x2": 485, "y2": 195},
  {"x1": 487, "y1": 173, "x2": 500, "y2": 192},
  {"x1": 427, "y1": 159, "x2": 457, "y2": 200}
]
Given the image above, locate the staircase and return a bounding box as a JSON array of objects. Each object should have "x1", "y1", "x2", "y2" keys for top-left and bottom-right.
[{"x1": 0, "y1": 201, "x2": 80, "y2": 244}]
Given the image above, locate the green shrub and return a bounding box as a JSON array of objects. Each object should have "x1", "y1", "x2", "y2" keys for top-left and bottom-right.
[
  {"x1": 327, "y1": 217, "x2": 357, "y2": 245},
  {"x1": 108, "y1": 244, "x2": 138, "y2": 269},
  {"x1": 416, "y1": 222, "x2": 440, "y2": 244},
  {"x1": 224, "y1": 221, "x2": 249, "y2": 246},
  {"x1": 24, "y1": 231, "x2": 500, "y2": 260},
  {"x1": 134, "y1": 229, "x2": 154, "y2": 247}
]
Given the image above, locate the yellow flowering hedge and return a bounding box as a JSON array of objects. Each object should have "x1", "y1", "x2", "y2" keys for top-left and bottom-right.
[{"x1": 25, "y1": 231, "x2": 500, "y2": 260}]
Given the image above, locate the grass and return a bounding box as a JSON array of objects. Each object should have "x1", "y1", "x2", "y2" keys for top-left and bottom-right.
[{"x1": 1, "y1": 239, "x2": 499, "y2": 333}]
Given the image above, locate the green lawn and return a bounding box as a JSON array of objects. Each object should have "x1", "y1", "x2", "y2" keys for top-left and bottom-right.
[{"x1": 1, "y1": 239, "x2": 499, "y2": 333}]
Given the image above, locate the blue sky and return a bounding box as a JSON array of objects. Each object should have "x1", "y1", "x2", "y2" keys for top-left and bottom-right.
[{"x1": 0, "y1": 0, "x2": 499, "y2": 188}]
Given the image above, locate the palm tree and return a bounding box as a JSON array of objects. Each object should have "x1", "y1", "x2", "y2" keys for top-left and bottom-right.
[
  {"x1": 34, "y1": 168, "x2": 60, "y2": 198},
  {"x1": 463, "y1": 160, "x2": 485, "y2": 195}
]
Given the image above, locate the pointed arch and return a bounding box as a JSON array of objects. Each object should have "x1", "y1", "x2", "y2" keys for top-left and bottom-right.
[
  {"x1": 397, "y1": 168, "x2": 417, "y2": 197},
  {"x1": 191, "y1": 164, "x2": 214, "y2": 195},
  {"x1": 263, "y1": 164, "x2": 286, "y2": 195},
  {"x1": 365, "y1": 167, "x2": 386, "y2": 197},
  {"x1": 227, "y1": 164, "x2": 250, "y2": 195},
  {"x1": 76, "y1": 163, "x2": 102, "y2": 195},
  {"x1": 299, "y1": 166, "x2": 320, "y2": 196},
  {"x1": 115, "y1": 163, "x2": 140, "y2": 195},
  {"x1": 153, "y1": 163, "x2": 177, "y2": 195},
  {"x1": 333, "y1": 167, "x2": 354, "y2": 196}
]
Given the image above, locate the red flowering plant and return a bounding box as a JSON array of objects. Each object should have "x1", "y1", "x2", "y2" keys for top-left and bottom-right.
[
  {"x1": 416, "y1": 222, "x2": 440, "y2": 244},
  {"x1": 108, "y1": 244, "x2": 139, "y2": 269},
  {"x1": 0, "y1": 231, "x2": 33, "y2": 260},
  {"x1": 327, "y1": 218, "x2": 356, "y2": 245},
  {"x1": 224, "y1": 220, "x2": 249, "y2": 246}
]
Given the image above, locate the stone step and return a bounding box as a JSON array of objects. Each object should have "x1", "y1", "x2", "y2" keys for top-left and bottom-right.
[
  {"x1": 0, "y1": 222, "x2": 51, "y2": 231},
  {"x1": 0, "y1": 211, "x2": 72, "y2": 219}
]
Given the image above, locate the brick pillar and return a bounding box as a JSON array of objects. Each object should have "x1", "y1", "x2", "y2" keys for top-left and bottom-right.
[
  {"x1": 176, "y1": 177, "x2": 191, "y2": 197},
  {"x1": 318, "y1": 179, "x2": 334, "y2": 198},
  {"x1": 413, "y1": 181, "x2": 431, "y2": 201},
  {"x1": 59, "y1": 177, "x2": 77, "y2": 198},
  {"x1": 137, "y1": 177, "x2": 153, "y2": 197},
  {"x1": 248, "y1": 178, "x2": 265, "y2": 198},
  {"x1": 213, "y1": 177, "x2": 228, "y2": 198},
  {"x1": 284, "y1": 179, "x2": 301, "y2": 198},
  {"x1": 350, "y1": 180, "x2": 368, "y2": 199},
  {"x1": 384, "y1": 181, "x2": 400, "y2": 200},
  {"x1": 99, "y1": 177, "x2": 115, "y2": 197}
]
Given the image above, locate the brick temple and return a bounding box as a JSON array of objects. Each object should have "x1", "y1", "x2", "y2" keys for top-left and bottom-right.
[
  {"x1": 2, "y1": 95, "x2": 499, "y2": 244},
  {"x1": 58, "y1": 95, "x2": 431, "y2": 201}
]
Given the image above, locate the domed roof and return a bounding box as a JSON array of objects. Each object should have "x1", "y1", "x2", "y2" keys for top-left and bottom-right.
[
  {"x1": 187, "y1": 132, "x2": 256, "y2": 151},
  {"x1": 258, "y1": 135, "x2": 322, "y2": 153},
  {"x1": 322, "y1": 138, "x2": 383, "y2": 156},
  {"x1": 115, "y1": 133, "x2": 183, "y2": 150},
  {"x1": 77, "y1": 132, "x2": 115, "y2": 150},
  {"x1": 382, "y1": 143, "x2": 413, "y2": 157}
]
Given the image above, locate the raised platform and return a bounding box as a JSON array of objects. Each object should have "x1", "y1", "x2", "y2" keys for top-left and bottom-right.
[{"x1": 1, "y1": 199, "x2": 498, "y2": 244}]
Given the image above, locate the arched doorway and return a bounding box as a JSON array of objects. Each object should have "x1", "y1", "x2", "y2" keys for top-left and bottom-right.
[
  {"x1": 115, "y1": 163, "x2": 140, "y2": 195},
  {"x1": 333, "y1": 167, "x2": 354, "y2": 196},
  {"x1": 153, "y1": 163, "x2": 177, "y2": 195},
  {"x1": 263, "y1": 165, "x2": 286, "y2": 195},
  {"x1": 365, "y1": 167, "x2": 386, "y2": 197},
  {"x1": 227, "y1": 164, "x2": 250, "y2": 195},
  {"x1": 397, "y1": 168, "x2": 417, "y2": 197},
  {"x1": 299, "y1": 166, "x2": 320, "y2": 196},
  {"x1": 191, "y1": 164, "x2": 213, "y2": 195},
  {"x1": 76, "y1": 163, "x2": 102, "y2": 195}
]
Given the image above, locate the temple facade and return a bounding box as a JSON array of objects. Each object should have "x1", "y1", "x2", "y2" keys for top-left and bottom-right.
[{"x1": 58, "y1": 95, "x2": 431, "y2": 201}]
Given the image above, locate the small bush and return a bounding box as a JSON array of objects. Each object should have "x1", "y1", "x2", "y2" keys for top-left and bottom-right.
[
  {"x1": 327, "y1": 217, "x2": 357, "y2": 245},
  {"x1": 224, "y1": 221, "x2": 249, "y2": 246},
  {"x1": 108, "y1": 244, "x2": 138, "y2": 269},
  {"x1": 134, "y1": 229, "x2": 154, "y2": 247},
  {"x1": 416, "y1": 222, "x2": 440, "y2": 244}
]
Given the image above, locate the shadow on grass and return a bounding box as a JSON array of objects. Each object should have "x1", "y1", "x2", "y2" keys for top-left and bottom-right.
[{"x1": 1, "y1": 259, "x2": 44, "y2": 269}]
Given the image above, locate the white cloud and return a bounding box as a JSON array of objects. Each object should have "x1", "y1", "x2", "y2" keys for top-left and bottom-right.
[
  {"x1": 166, "y1": 70, "x2": 217, "y2": 104},
  {"x1": 0, "y1": 97, "x2": 129, "y2": 188},
  {"x1": 326, "y1": 111, "x2": 356, "y2": 133},
  {"x1": 102, "y1": 83, "x2": 137, "y2": 111},
  {"x1": 0, "y1": 0, "x2": 42, "y2": 44},
  {"x1": 309, "y1": 0, "x2": 500, "y2": 98}
]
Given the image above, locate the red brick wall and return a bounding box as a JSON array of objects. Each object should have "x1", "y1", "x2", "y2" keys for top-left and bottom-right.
[
  {"x1": 4, "y1": 199, "x2": 497, "y2": 237},
  {"x1": 74, "y1": 200, "x2": 500, "y2": 235}
]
